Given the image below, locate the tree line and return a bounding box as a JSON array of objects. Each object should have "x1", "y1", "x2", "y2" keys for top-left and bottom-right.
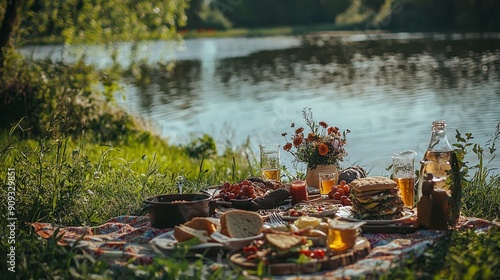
[
  {"x1": 1, "y1": 0, "x2": 499, "y2": 61},
  {"x1": 188, "y1": 0, "x2": 500, "y2": 31}
]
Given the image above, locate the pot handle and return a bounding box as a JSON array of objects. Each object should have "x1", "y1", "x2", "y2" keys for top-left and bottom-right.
[
  {"x1": 140, "y1": 203, "x2": 150, "y2": 214},
  {"x1": 209, "y1": 200, "x2": 217, "y2": 217}
]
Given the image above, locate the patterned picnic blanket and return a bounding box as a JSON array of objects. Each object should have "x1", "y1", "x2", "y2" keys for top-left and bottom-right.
[
  {"x1": 31, "y1": 215, "x2": 495, "y2": 277},
  {"x1": 32, "y1": 216, "x2": 171, "y2": 266}
]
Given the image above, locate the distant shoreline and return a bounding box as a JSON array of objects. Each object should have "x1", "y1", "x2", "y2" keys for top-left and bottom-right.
[
  {"x1": 179, "y1": 24, "x2": 385, "y2": 39},
  {"x1": 24, "y1": 23, "x2": 381, "y2": 45}
]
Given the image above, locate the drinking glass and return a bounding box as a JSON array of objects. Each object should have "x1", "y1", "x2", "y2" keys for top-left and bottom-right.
[
  {"x1": 291, "y1": 180, "x2": 308, "y2": 205},
  {"x1": 392, "y1": 150, "x2": 417, "y2": 208},
  {"x1": 319, "y1": 172, "x2": 336, "y2": 198},
  {"x1": 327, "y1": 219, "x2": 365, "y2": 253},
  {"x1": 259, "y1": 144, "x2": 280, "y2": 181}
]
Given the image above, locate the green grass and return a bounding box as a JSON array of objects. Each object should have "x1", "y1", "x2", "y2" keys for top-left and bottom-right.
[
  {"x1": 0, "y1": 125, "x2": 258, "y2": 279},
  {"x1": 381, "y1": 226, "x2": 500, "y2": 279},
  {"x1": 0, "y1": 129, "x2": 256, "y2": 226}
]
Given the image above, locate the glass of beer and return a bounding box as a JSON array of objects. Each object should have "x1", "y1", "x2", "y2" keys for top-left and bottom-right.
[
  {"x1": 392, "y1": 150, "x2": 417, "y2": 208},
  {"x1": 319, "y1": 172, "x2": 336, "y2": 198},
  {"x1": 259, "y1": 144, "x2": 280, "y2": 181},
  {"x1": 327, "y1": 219, "x2": 365, "y2": 253}
]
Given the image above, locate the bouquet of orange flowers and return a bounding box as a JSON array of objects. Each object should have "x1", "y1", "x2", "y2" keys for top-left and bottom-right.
[{"x1": 282, "y1": 108, "x2": 350, "y2": 169}]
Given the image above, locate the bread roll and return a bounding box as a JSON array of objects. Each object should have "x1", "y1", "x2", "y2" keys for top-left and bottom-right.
[
  {"x1": 220, "y1": 209, "x2": 263, "y2": 238},
  {"x1": 183, "y1": 217, "x2": 218, "y2": 235},
  {"x1": 173, "y1": 217, "x2": 218, "y2": 243},
  {"x1": 351, "y1": 176, "x2": 397, "y2": 192}
]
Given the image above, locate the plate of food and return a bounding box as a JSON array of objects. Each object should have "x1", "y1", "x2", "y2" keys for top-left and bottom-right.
[
  {"x1": 150, "y1": 217, "x2": 224, "y2": 253},
  {"x1": 229, "y1": 232, "x2": 327, "y2": 275},
  {"x1": 152, "y1": 210, "x2": 265, "y2": 252},
  {"x1": 335, "y1": 176, "x2": 415, "y2": 225},
  {"x1": 151, "y1": 230, "x2": 224, "y2": 251},
  {"x1": 336, "y1": 206, "x2": 414, "y2": 225},
  {"x1": 229, "y1": 232, "x2": 372, "y2": 276},
  {"x1": 210, "y1": 179, "x2": 291, "y2": 210},
  {"x1": 281, "y1": 202, "x2": 340, "y2": 221}
]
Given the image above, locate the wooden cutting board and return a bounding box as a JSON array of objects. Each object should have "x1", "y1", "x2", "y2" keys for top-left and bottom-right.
[{"x1": 229, "y1": 237, "x2": 371, "y2": 276}]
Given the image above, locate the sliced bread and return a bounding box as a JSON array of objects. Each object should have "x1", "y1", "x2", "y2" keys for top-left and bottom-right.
[
  {"x1": 220, "y1": 209, "x2": 263, "y2": 238},
  {"x1": 173, "y1": 224, "x2": 210, "y2": 243},
  {"x1": 265, "y1": 232, "x2": 306, "y2": 251},
  {"x1": 173, "y1": 217, "x2": 218, "y2": 243}
]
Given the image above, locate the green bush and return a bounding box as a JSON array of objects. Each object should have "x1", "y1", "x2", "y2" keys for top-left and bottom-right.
[{"x1": 0, "y1": 51, "x2": 134, "y2": 143}]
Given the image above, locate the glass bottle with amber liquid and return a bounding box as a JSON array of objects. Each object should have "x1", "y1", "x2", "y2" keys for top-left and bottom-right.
[{"x1": 417, "y1": 120, "x2": 453, "y2": 201}]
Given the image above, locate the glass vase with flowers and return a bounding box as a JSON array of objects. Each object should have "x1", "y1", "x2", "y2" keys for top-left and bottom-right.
[{"x1": 282, "y1": 108, "x2": 350, "y2": 189}]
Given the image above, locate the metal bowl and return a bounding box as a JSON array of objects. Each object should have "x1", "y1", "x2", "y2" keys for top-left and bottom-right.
[{"x1": 143, "y1": 193, "x2": 214, "y2": 229}]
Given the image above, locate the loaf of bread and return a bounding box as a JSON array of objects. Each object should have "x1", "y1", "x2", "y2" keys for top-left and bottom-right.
[{"x1": 219, "y1": 209, "x2": 263, "y2": 238}]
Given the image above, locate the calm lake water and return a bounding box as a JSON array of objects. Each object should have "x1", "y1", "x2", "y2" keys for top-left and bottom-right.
[{"x1": 21, "y1": 32, "x2": 500, "y2": 175}]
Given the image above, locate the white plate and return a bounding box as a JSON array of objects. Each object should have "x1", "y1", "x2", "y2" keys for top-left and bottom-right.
[
  {"x1": 150, "y1": 230, "x2": 224, "y2": 251},
  {"x1": 336, "y1": 206, "x2": 414, "y2": 225},
  {"x1": 211, "y1": 231, "x2": 263, "y2": 251},
  {"x1": 281, "y1": 202, "x2": 340, "y2": 221},
  {"x1": 281, "y1": 209, "x2": 338, "y2": 221},
  {"x1": 150, "y1": 230, "x2": 262, "y2": 252}
]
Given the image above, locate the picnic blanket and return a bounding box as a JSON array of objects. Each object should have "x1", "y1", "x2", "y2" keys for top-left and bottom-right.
[
  {"x1": 32, "y1": 215, "x2": 495, "y2": 277},
  {"x1": 32, "y1": 216, "x2": 171, "y2": 266}
]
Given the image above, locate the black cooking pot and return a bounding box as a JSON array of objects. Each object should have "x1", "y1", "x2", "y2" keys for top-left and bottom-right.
[{"x1": 143, "y1": 193, "x2": 214, "y2": 229}]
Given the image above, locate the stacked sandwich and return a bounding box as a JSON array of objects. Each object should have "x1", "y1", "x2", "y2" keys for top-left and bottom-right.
[{"x1": 350, "y1": 176, "x2": 404, "y2": 220}]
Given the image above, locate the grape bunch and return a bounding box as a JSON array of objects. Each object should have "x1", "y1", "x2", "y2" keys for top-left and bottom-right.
[
  {"x1": 328, "y1": 180, "x2": 352, "y2": 206},
  {"x1": 214, "y1": 180, "x2": 265, "y2": 201}
]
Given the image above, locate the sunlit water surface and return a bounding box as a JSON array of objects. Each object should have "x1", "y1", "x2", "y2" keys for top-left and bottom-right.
[{"x1": 21, "y1": 32, "x2": 500, "y2": 175}]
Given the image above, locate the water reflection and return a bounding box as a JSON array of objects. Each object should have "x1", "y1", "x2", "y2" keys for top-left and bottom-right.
[
  {"x1": 211, "y1": 36, "x2": 500, "y2": 94},
  {"x1": 130, "y1": 35, "x2": 500, "y2": 111},
  {"x1": 119, "y1": 33, "x2": 499, "y2": 174}
]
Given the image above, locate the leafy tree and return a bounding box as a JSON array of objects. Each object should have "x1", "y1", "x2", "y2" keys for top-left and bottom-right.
[
  {"x1": 185, "y1": 0, "x2": 232, "y2": 30},
  {"x1": 384, "y1": 0, "x2": 500, "y2": 31},
  {"x1": 220, "y1": 0, "x2": 350, "y2": 27},
  {"x1": 0, "y1": 0, "x2": 190, "y2": 64},
  {"x1": 0, "y1": 0, "x2": 190, "y2": 139}
]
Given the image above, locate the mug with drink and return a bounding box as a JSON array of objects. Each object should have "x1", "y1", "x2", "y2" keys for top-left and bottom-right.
[
  {"x1": 259, "y1": 144, "x2": 281, "y2": 181},
  {"x1": 327, "y1": 219, "x2": 365, "y2": 253},
  {"x1": 392, "y1": 150, "x2": 417, "y2": 208},
  {"x1": 319, "y1": 172, "x2": 337, "y2": 199}
]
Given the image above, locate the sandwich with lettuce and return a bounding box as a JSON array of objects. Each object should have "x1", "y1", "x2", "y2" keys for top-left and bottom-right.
[{"x1": 350, "y1": 176, "x2": 404, "y2": 220}]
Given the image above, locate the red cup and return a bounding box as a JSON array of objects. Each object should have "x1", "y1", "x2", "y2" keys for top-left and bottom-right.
[{"x1": 291, "y1": 180, "x2": 308, "y2": 205}]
